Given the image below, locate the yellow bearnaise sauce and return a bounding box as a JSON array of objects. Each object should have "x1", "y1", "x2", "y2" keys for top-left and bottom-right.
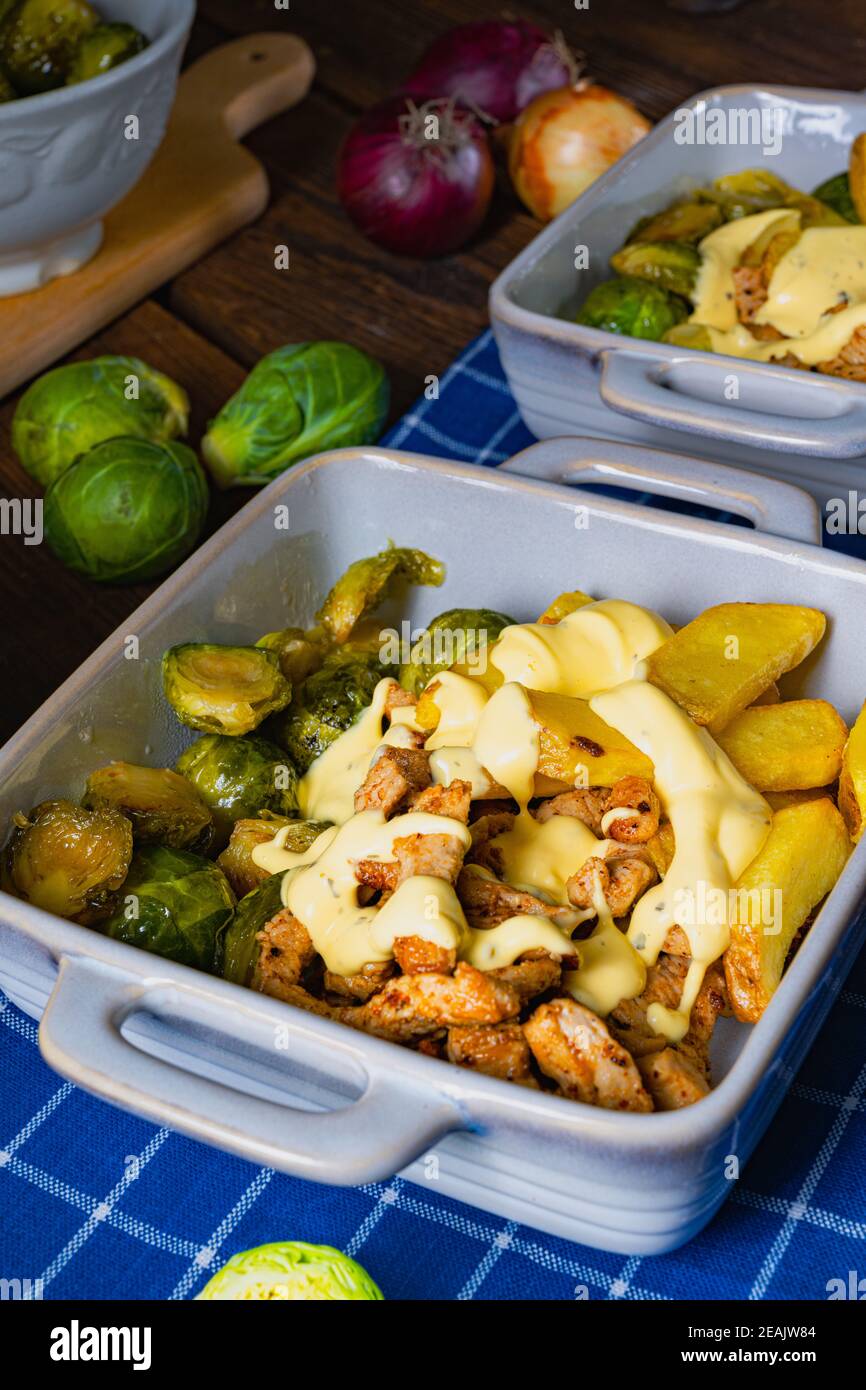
[
  {"x1": 254, "y1": 598, "x2": 772, "y2": 1038},
  {"x1": 690, "y1": 210, "x2": 866, "y2": 365}
]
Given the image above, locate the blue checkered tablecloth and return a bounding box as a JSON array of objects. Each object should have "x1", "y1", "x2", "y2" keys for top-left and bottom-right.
[{"x1": 2, "y1": 331, "x2": 866, "y2": 1302}]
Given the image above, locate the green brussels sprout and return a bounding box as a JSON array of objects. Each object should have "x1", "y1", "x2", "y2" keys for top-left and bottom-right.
[
  {"x1": 812, "y1": 172, "x2": 859, "y2": 224},
  {"x1": 175, "y1": 734, "x2": 299, "y2": 844},
  {"x1": 609, "y1": 241, "x2": 700, "y2": 299},
  {"x1": 82, "y1": 762, "x2": 214, "y2": 854},
  {"x1": 196, "y1": 1241, "x2": 383, "y2": 1301},
  {"x1": 2, "y1": 799, "x2": 132, "y2": 924},
  {"x1": 317, "y1": 545, "x2": 445, "y2": 645},
  {"x1": 162, "y1": 644, "x2": 292, "y2": 737},
  {"x1": 399, "y1": 607, "x2": 516, "y2": 695},
  {"x1": 662, "y1": 322, "x2": 715, "y2": 352},
  {"x1": 66, "y1": 20, "x2": 147, "y2": 84},
  {"x1": 217, "y1": 815, "x2": 327, "y2": 899},
  {"x1": 201, "y1": 342, "x2": 390, "y2": 489},
  {"x1": 100, "y1": 845, "x2": 235, "y2": 973},
  {"x1": 576, "y1": 277, "x2": 688, "y2": 341},
  {"x1": 708, "y1": 169, "x2": 846, "y2": 227},
  {"x1": 12, "y1": 356, "x2": 189, "y2": 489},
  {"x1": 269, "y1": 648, "x2": 392, "y2": 773},
  {"x1": 255, "y1": 627, "x2": 329, "y2": 685},
  {"x1": 627, "y1": 201, "x2": 722, "y2": 245},
  {"x1": 222, "y1": 870, "x2": 286, "y2": 985},
  {"x1": 43, "y1": 437, "x2": 208, "y2": 585},
  {"x1": 0, "y1": 0, "x2": 98, "y2": 94}
]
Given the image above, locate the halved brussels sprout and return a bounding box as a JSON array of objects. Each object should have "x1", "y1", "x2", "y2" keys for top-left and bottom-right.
[
  {"x1": 196, "y1": 1241, "x2": 383, "y2": 1301},
  {"x1": 610, "y1": 241, "x2": 700, "y2": 299},
  {"x1": 100, "y1": 845, "x2": 235, "y2": 973},
  {"x1": 43, "y1": 438, "x2": 208, "y2": 585},
  {"x1": 175, "y1": 734, "x2": 299, "y2": 843},
  {"x1": 269, "y1": 648, "x2": 391, "y2": 773},
  {"x1": 709, "y1": 169, "x2": 846, "y2": 227},
  {"x1": 662, "y1": 322, "x2": 715, "y2": 351},
  {"x1": 82, "y1": 762, "x2": 214, "y2": 853},
  {"x1": 256, "y1": 627, "x2": 329, "y2": 685},
  {"x1": 2, "y1": 799, "x2": 132, "y2": 924},
  {"x1": 218, "y1": 815, "x2": 328, "y2": 899},
  {"x1": 67, "y1": 20, "x2": 147, "y2": 83},
  {"x1": 576, "y1": 277, "x2": 688, "y2": 341},
  {"x1": 812, "y1": 172, "x2": 859, "y2": 224},
  {"x1": 162, "y1": 644, "x2": 292, "y2": 737},
  {"x1": 12, "y1": 356, "x2": 189, "y2": 490},
  {"x1": 317, "y1": 545, "x2": 445, "y2": 645},
  {"x1": 222, "y1": 870, "x2": 286, "y2": 986},
  {"x1": 627, "y1": 201, "x2": 722, "y2": 245},
  {"x1": 0, "y1": 0, "x2": 97, "y2": 93},
  {"x1": 399, "y1": 607, "x2": 516, "y2": 695}
]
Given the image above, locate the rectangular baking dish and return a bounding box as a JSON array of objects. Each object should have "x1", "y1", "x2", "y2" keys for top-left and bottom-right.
[
  {"x1": 0, "y1": 437, "x2": 863, "y2": 1256},
  {"x1": 490, "y1": 84, "x2": 866, "y2": 496}
]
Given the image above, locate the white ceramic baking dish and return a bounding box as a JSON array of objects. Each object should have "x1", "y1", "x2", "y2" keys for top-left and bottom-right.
[
  {"x1": 490, "y1": 84, "x2": 866, "y2": 499},
  {"x1": 1, "y1": 438, "x2": 864, "y2": 1256}
]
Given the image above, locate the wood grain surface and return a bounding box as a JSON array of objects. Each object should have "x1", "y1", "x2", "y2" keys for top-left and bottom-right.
[{"x1": 1, "y1": 0, "x2": 864, "y2": 742}]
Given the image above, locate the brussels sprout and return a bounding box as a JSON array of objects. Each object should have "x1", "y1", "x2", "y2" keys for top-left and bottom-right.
[
  {"x1": 813, "y1": 172, "x2": 859, "y2": 224},
  {"x1": 2, "y1": 799, "x2": 132, "y2": 924},
  {"x1": 709, "y1": 169, "x2": 846, "y2": 227},
  {"x1": 217, "y1": 815, "x2": 327, "y2": 899},
  {"x1": 662, "y1": 322, "x2": 715, "y2": 351},
  {"x1": 82, "y1": 762, "x2": 214, "y2": 853},
  {"x1": 176, "y1": 734, "x2": 299, "y2": 844},
  {"x1": 609, "y1": 241, "x2": 700, "y2": 299},
  {"x1": 627, "y1": 201, "x2": 722, "y2": 245},
  {"x1": 222, "y1": 870, "x2": 286, "y2": 985},
  {"x1": 317, "y1": 545, "x2": 445, "y2": 645},
  {"x1": 12, "y1": 356, "x2": 189, "y2": 490},
  {"x1": 196, "y1": 1241, "x2": 383, "y2": 1301},
  {"x1": 99, "y1": 845, "x2": 234, "y2": 973},
  {"x1": 256, "y1": 627, "x2": 329, "y2": 685},
  {"x1": 43, "y1": 437, "x2": 208, "y2": 585},
  {"x1": 576, "y1": 277, "x2": 688, "y2": 340},
  {"x1": 399, "y1": 607, "x2": 516, "y2": 695},
  {"x1": 162, "y1": 644, "x2": 292, "y2": 738},
  {"x1": 66, "y1": 20, "x2": 146, "y2": 84},
  {"x1": 270, "y1": 648, "x2": 392, "y2": 773},
  {"x1": 201, "y1": 342, "x2": 390, "y2": 489},
  {"x1": 0, "y1": 0, "x2": 97, "y2": 93}
]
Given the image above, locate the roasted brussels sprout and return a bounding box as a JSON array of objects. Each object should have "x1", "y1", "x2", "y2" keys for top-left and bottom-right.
[
  {"x1": 222, "y1": 870, "x2": 286, "y2": 986},
  {"x1": 399, "y1": 607, "x2": 516, "y2": 695},
  {"x1": 175, "y1": 734, "x2": 299, "y2": 843},
  {"x1": 196, "y1": 1241, "x2": 383, "y2": 1301},
  {"x1": 0, "y1": 0, "x2": 98, "y2": 93},
  {"x1": 218, "y1": 815, "x2": 327, "y2": 899},
  {"x1": 2, "y1": 799, "x2": 132, "y2": 924},
  {"x1": 710, "y1": 169, "x2": 846, "y2": 227},
  {"x1": 662, "y1": 322, "x2": 715, "y2": 352},
  {"x1": 162, "y1": 644, "x2": 292, "y2": 738},
  {"x1": 270, "y1": 649, "x2": 392, "y2": 773},
  {"x1": 609, "y1": 241, "x2": 700, "y2": 299},
  {"x1": 82, "y1": 762, "x2": 214, "y2": 853},
  {"x1": 256, "y1": 627, "x2": 329, "y2": 685},
  {"x1": 67, "y1": 19, "x2": 146, "y2": 83},
  {"x1": 576, "y1": 277, "x2": 688, "y2": 340},
  {"x1": 317, "y1": 545, "x2": 444, "y2": 645},
  {"x1": 43, "y1": 438, "x2": 208, "y2": 584},
  {"x1": 12, "y1": 356, "x2": 189, "y2": 490},
  {"x1": 201, "y1": 343, "x2": 390, "y2": 489},
  {"x1": 813, "y1": 172, "x2": 859, "y2": 224},
  {"x1": 100, "y1": 845, "x2": 235, "y2": 973},
  {"x1": 627, "y1": 201, "x2": 722, "y2": 245}
]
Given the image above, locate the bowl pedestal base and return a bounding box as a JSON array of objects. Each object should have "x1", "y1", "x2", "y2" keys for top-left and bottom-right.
[{"x1": 0, "y1": 222, "x2": 104, "y2": 299}]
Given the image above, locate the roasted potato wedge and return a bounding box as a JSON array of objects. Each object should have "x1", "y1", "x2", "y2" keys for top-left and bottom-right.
[
  {"x1": 724, "y1": 798, "x2": 850, "y2": 1022},
  {"x1": 528, "y1": 689, "x2": 654, "y2": 788},
  {"x1": 716, "y1": 700, "x2": 848, "y2": 791},
  {"x1": 751, "y1": 682, "x2": 780, "y2": 706},
  {"x1": 764, "y1": 787, "x2": 835, "y2": 811},
  {"x1": 849, "y1": 133, "x2": 866, "y2": 224},
  {"x1": 646, "y1": 603, "x2": 826, "y2": 733},
  {"x1": 838, "y1": 698, "x2": 866, "y2": 842},
  {"x1": 645, "y1": 820, "x2": 675, "y2": 876},
  {"x1": 537, "y1": 590, "x2": 594, "y2": 625}
]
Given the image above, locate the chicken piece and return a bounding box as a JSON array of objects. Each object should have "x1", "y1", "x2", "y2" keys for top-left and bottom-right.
[
  {"x1": 393, "y1": 935, "x2": 456, "y2": 975},
  {"x1": 523, "y1": 998, "x2": 653, "y2": 1112},
  {"x1": 409, "y1": 778, "x2": 471, "y2": 823},
  {"x1": 566, "y1": 853, "x2": 656, "y2": 918},
  {"x1": 533, "y1": 787, "x2": 610, "y2": 835},
  {"x1": 469, "y1": 798, "x2": 516, "y2": 823},
  {"x1": 609, "y1": 954, "x2": 728, "y2": 1079},
  {"x1": 353, "y1": 745, "x2": 431, "y2": 816},
  {"x1": 393, "y1": 831, "x2": 466, "y2": 885},
  {"x1": 353, "y1": 857, "x2": 398, "y2": 897},
  {"x1": 417, "y1": 1035, "x2": 446, "y2": 1059},
  {"x1": 447, "y1": 1023, "x2": 538, "y2": 1086},
  {"x1": 637, "y1": 1048, "x2": 710, "y2": 1110},
  {"x1": 817, "y1": 324, "x2": 866, "y2": 382},
  {"x1": 323, "y1": 960, "x2": 395, "y2": 1002},
  {"x1": 603, "y1": 775, "x2": 660, "y2": 844},
  {"x1": 662, "y1": 924, "x2": 691, "y2": 956},
  {"x1": 732, "y1": 264, "x2": 769, "y2": 323},
  {"x1": 466, "y1": 810, "x2": 516, "y2": 876},
  {"x1": 254, "y1": 910, "x2": 316, "y2": 998},
  {"x1": 343, "y1": 961, "x2": 521, "y2": 1044},
  {"x1": 489, "y1": 949, "x2": 564, "y2": 1005},
  {"x1": 457, "y1": 867, "x2": 577, "y2": 931},
  {"x1": 384, "y1": 683, "x2": 417, "y2": 717}
]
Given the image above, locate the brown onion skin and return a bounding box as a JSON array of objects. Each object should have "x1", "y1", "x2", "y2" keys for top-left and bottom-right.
[{"x1": 338, "y1": 96, "x2": 495, "y2": 258}]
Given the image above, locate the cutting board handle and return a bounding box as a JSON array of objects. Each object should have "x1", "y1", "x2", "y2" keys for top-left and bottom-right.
[{"x1": 176, "y1": 31, "x2": 316, "y2": 141}]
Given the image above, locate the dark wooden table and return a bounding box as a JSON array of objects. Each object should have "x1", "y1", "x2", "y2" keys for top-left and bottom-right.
[{"x1": 1, "y1": 0, "x2": 864, "y2": 743}]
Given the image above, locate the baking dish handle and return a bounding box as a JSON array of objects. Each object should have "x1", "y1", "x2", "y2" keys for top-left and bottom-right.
[
  {"x1": 39, "y1": 954, "x2": 462, "y2": 1185},
  {"x1": 499, "y1": 435, "x2": 822, "y2": 543},
  {"x1": 598, "y1": 346, "x2": 866, "y2": 459}
]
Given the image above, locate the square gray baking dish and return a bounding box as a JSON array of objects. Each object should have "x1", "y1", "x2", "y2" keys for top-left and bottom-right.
[
  {"x1": 0, "y1": 436, "x2": 864, "y2": 1256},
  {"x1": 490, "y1": 84, "x2": 866, "y2": 500}
]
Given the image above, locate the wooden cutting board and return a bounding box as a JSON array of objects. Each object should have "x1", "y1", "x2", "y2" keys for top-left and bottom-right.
[{"x1": 0, "y1": 32, "x2": 315, "y2": 399}]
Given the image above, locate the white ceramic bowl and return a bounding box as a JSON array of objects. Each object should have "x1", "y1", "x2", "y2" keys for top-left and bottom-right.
[{"x1": 0, "y1": 0, "x2": 195, "y2": 296}]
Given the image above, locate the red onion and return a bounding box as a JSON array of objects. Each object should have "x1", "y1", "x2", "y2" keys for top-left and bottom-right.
[
  {"x1": 338, "y1": 96, "x2": 495, "y2": 258},
  {"x1": 401, "y1": 21, "x2": 575, "y2": 126}
]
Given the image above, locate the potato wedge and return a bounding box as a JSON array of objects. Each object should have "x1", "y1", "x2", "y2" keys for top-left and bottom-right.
[
  {"x1": 716, "y1": 700, "x2": 848, "y2": 791},
  {"x1": 838, "y1": 698, "x2": 866, "y2": 842},
  {"x1": 724, "y1": 798, "x2": 850, "y2": 1022},
  {"x1": 645, "y1": 820, "x2": 675, "y2": 876},
  {"x1": 751, "y1": 682, "x2": 780, "y2": 706},
  {"x1": 527, "y1": 689, "x2": 654, "y2": 788},
  {"x1": 646, "y1": 602, "x2": 826, "y2": 733},
  {"x1": 765, "y1": 787, "x2": 835, "y2": 812},
  {"x1": 849, "y1": 132, "x2": 866, "y2": 224},
  {"x1": 537, "y1": 590, "x2": 594, "y2": 625}
]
